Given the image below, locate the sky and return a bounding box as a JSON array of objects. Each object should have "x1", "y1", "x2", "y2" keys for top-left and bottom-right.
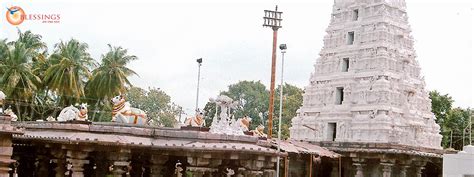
[{"x1": 0, "y1": 0, "x2": 472, "y2": 116}]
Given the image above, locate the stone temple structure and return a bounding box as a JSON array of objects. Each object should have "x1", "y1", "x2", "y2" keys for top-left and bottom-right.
[{"x1": 289, "y1": 0, "x2": 444, "y2": 176}]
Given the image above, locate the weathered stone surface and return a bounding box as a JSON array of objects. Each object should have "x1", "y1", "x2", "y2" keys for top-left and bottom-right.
[
  {"x1": 0, "y1": 115, "x2": 22, "y2": 177},
  {"x1": 290, "y1": 0, "x2": 442, "y2": 149}
]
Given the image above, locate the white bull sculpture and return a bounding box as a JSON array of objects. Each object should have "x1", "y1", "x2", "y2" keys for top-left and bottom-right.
[{"x1": 111, "y1": 94, "x2": 148, "y2": 125}]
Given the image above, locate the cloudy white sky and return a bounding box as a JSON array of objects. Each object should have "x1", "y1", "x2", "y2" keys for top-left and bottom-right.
[{"x1": 1, "y1": 0, "x2": 472, "y2": 115}]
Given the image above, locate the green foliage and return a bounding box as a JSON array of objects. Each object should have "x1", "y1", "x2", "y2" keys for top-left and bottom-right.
[
  {"x1": 12, "y1": 30, "x2": 47, "y2": 52},
  {"x1": 203, "y1": 81, "x2": 269, "y2": 129},
  {"x1": 44, "y1": 39, "x2": 96, "y2": 105},
  {"x1": 86, "y1": 44, "x2": 138, "y2": 99},
  {"x1": 0, "y1": 30, "x2": 182, "y2": 123},
  {"x1": 203, "y1": 80, "x2": 303, "y2": 139},
  {"x1": 0, "y1": 36, "x2": 44, "y2": 121},
  {"x1": 126, "y1": 87, "x2": 181, "y2": 127},
  {"x1": 444, "y1": 108, "x2": 471, "y2": 150},
  {"x1": 224, "y1": 81, "x2": 269, "y2": 127},
  {"x1": 429, "y1": 90, "x2": 453, "y2": 125},
  {"x1": 0, "y1": 41, "x2": 41, "y2": 100},
  {"x1": 430, "y1": 90, "x2": 472, "y2": 150},
  {"x1": 274, "y1": 84, "x2": 303, "y2": 139}
]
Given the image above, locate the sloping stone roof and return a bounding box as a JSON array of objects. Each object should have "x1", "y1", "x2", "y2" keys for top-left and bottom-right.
[
  {"x1": 274, "y1": 140, "x2": 341, "y2": 158},
  {"x1": 314, "y1": 141, "x2": 445, "y2": 158},
  {"x1": 12, "y1": 121, "x2": 280, "y2": 155}
]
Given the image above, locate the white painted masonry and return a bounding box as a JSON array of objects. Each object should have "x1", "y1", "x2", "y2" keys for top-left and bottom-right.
[
  {"x1": 290, "y1": 0, "x2": 442, "y2": 149},
  {"x1": 443, "y1": 145, "x2": 474, "y2": 177}
]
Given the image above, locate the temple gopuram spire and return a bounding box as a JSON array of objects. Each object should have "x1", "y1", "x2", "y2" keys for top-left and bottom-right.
[{"x1": 290, "y1": 0, "x2": 441, "y2": 149}]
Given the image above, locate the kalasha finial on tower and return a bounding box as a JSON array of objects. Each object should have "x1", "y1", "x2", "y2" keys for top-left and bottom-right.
[{"x1": 262, "y1": 5, "x2": 283, "y2": 138}]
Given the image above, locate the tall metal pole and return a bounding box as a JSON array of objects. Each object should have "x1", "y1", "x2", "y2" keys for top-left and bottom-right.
[
  {"x1": 276, "y1": 44, "x2": 286, "y2": 177},
  {"x1": 195, "y1": 58, "x2": 203, "y2": 113},
  {"x1": 470, "y1": 109, "x2": 472, "y2": 145},
  {"x1": 450, "y1": 130, "x2": 453, "y2": 149},
  {"x1": 263, "y1": 5, "x2": 282, "y2": 139}
]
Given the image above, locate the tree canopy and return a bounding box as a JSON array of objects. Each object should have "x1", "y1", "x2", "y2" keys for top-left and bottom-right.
[
  {"x1": 127, "y1": 87, "x2": 181, "y2": 127},
  {"x1": 0, "y1": 30, "x2": 181, "y2": 124},
  {"x1": 203, "y1": 80, "x2": 303, "y2": 139},
  {"x1": 430, "y1": 90, "x2": 472, "y2": 150}
]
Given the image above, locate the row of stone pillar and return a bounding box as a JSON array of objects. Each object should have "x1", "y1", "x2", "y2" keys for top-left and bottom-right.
[
  {"x1": 13, "y1": 146, "x2": 277, "y2": 177},
  {"x1": 34, "y1": 148, "x2": 131, "y2": 177},
  {"x1": 351, "y1": 158, "x2": 427, "y2": 177}
]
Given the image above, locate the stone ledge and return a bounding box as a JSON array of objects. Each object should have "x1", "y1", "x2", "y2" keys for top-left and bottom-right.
[
  {"x1": 308, "y1": 141, "x2": 445, "y2": 156},
  {"x1": 12, "y1": 122, "x2": 258, "y2": 143}
]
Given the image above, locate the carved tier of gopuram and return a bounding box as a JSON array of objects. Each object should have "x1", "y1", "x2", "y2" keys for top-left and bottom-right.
[
  {"x1": 9, "y1": 120, "x2": 279, "y2": 177},
  {"x1": 290, "y1": 0, "x2": 444, "y2": 176}
]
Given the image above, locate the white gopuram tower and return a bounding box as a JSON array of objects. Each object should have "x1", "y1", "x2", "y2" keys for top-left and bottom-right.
[{"x1": 290, "y1": 0, "x2": 442, "y2": 149}]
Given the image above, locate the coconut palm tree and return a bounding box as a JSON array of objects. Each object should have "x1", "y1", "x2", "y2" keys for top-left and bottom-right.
[
  {"x1": 86, "y1": 44, "x2": 138, "y2": 99},
  {"x1": 15, "y1": 30, "x2": 49, "y2": 120},
  {"x1": 0, "y1": 41, "x2": 41, "y2": 120},
  {"x1": 10, "y1": 30, "x2": 47, "y2": 53},
  {"x1": 1, "y1": 30, "x2": 47, "y2": 73},
  {"x1": 0, "y1": 30, "x2": 48, "y2": 120},
  {"x1": 86, "y1": 44, "x2": 138, "y2": 121},
  {"x1": 44, "y1": 39, "x2": 96, "y2": 105},
  {"x1": 0, "y1": 39, "x2": 8, "y2": 64}
]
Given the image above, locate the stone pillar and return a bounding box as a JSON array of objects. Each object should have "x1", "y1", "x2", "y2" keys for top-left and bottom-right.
[
  {"x1": 353, "y1": 163, "x2": 365, "y2": 177},
  {"x1": 399, "y1": 166, "x2": 409, "y2": 177},
  {"x1": 263, "y1": 169, "x2": 275, "y2": 177},
  {"x1": 262, "y1": 156, "x2": 276, "y2": 177},
  {"x1": 240, "y1": 157, "x2": 265, "y2": 174},
  {"x1": 108, "y1": 149, "x2": 131, "y2": 177},
  {"x1": 236, "y1": 167, "x2": 245, "y2": 177},
  {"x1": 242, "y1": 171, "x2": 262, "y2": 177},
  {"x1": 0, "y1": 115, "x2": 23, "y2": 177},
  {"x1": 67, "y1": 149, "x2": 90, "y2": 177},
  {"x1": 36, "y1": 148, "x2": 51, "y2": 177},
  {"x1": 352, "y1": 158, "x2": 366, "y2": 177},
  {"x1": 186, "y1": 156, "x2": 220, "y2": 177},
  {"x1": 149, "y1": 154, "x2": 168, "y2": 177},
  {"x1": 186, "y1": 166, "x2": 218, "y2": 177},
  {"x1": 186, "y1": 167, "x2": 204, "y2": 177},
  {"x1": 0, "y1": 134, "x2": 15, "y2": 177},
  {"x1": 380, "y1": 163, "x2": 393, "y2": 177},
  {"x1": 51, "y1": 149, "x2": 67, "y2": 177},
  {"x1": 93, "y1": 152, "x2": 108, "y2": 177},
  {"x1": 415, "y1": 166, "x2": 424, "y2": 177},
  {"x1": 413, "y1": 161, "x2": 426, "y2": 177},
  {"x1": 187, "y1": 166, "x2": 218, "y2": 177},
  {"x1": 330, "y1": 160, "x2": 339, "y2": 177}
]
